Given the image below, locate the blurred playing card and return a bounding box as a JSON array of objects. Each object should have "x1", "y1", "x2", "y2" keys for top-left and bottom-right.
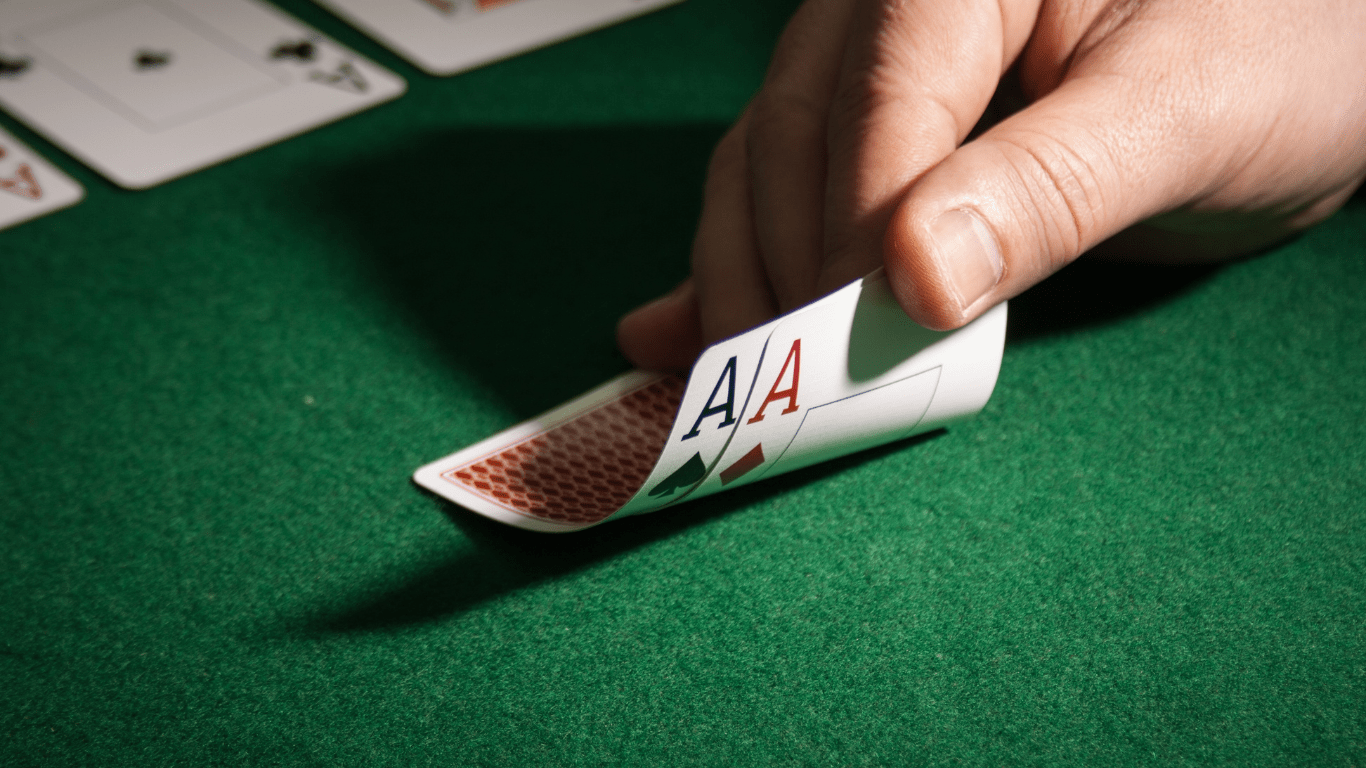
[
  {"x1": 314, "y1": 0, "x2": 684, "y2": 76},
  {"x1": 0, "y1": 0, "x2": 405, "y2": 189},
  {"x1": 0, "y1": 123, "x2": 83, "y2": 232}
]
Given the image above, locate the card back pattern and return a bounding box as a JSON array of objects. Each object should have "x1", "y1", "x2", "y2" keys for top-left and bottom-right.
[{"x1": 441, "y1": 375, "x2": 685, "y2": 525}]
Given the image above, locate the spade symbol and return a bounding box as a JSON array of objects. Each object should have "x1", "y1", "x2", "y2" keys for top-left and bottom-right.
[
  {"x1": 270, "y1": 39, "x2": 317, "y2": 63},
  {"x1": 648, "y1": 452, "x2": 706, "y2": 498},
  {"x1": 0, "y1": 55, "x2": 31, "y2": 78}
]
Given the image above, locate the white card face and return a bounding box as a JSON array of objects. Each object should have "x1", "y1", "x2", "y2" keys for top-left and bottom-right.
[
  {"x1": 0, "y1": 124, "x2": 84, "y2": 232},
  {"x1": 608, "y1": 315, "x2": 779, "y2": 519},
  {"x1": 0, "y1": 0, "x2": 406, "y2": 189},
  {"x1": 685, "y1": 274, "x2": 1007, "y2": 502},
  {"x1": 313, "y1": 0, "x2": 684, "y2": 76},
  {"x1": 414, "y1": 271, "x2": 1008, "y2": 533}
]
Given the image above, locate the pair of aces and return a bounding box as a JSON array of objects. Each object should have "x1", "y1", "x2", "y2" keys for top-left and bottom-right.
[{"x1": 415, "y1": 272, "x2": 1009, "y2": 532}]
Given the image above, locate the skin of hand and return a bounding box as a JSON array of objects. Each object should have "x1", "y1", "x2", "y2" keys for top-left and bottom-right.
[{"x1": 617, "y1": 0, "x2": 1366, "y2": 372}]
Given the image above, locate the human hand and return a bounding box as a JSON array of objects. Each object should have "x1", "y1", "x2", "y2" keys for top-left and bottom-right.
[{"x1": 618, "y1": 0, "x2": 1366, "y2": 371}]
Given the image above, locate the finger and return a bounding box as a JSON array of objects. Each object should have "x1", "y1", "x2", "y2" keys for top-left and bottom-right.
[
  {"x1": 616, "y1": 114, "x2": 777, "y2": 370},
  {"x1": 616, "y1": 279, "x2": 703, "y2": 372},
  {"x1": 690, "y1": 112, "x2": 779, "y2": 343},
  {"x1": 886, "y1": 0, "x2": 1366, "y2": 329},
  {"x1": 745, "y1": 0, "x2": 858, "y2": 312},
  {"x1": 815, "y1": 0, "x2": 1043, "y2": 296},
  {"x1": 884, "y1": 73, "x2": 1217, "y2": 330}
]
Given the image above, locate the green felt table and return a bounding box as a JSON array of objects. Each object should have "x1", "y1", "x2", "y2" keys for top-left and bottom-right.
[{"x1": 3, "y1": 1, "x2": 1365, "y2": 765}]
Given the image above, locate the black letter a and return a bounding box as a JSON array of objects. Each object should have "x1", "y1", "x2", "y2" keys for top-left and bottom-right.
[{"x1": 681, "y1": 356, "x2": 738, "y2": 440}]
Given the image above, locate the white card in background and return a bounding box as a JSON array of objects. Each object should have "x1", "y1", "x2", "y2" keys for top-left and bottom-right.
[
  {"x1": 313, "y1": 0, "x2": 684, "y2": 76},
  {"x1": 0, "y1": 0, "x2": 406, "y2": 189},
  {"x1": 0, "y1": 124, "x2": 83, "y2": 232},
  {"x1": 414, "y1": 271, "x2": 1009, "y2": 533}
]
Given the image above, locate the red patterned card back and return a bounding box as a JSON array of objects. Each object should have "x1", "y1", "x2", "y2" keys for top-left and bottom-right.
[{"x1": 442, "y1": 375, "x2": 685, "y2": 525}]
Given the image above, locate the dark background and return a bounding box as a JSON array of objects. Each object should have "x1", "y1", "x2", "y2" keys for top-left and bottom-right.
[{"x1": 2, "y1": 1, "x2": 1364, "y2": 764}]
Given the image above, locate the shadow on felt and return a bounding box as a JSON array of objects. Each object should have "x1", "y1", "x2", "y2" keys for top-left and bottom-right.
[
  {"x1": 290, "y1": 123, "x2": 1256, "y2": 633},
  {"x1": 308, "y1": 430, "x2": 944, "y2": 634},
  {"x1": 300, "y1": 123, "x2": 725, "y2": 418},
  {"x1": 1005, "y1": 258, "x2": 1223, "y2": 344}
]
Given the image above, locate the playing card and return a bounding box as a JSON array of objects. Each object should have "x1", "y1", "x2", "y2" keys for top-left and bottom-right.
[
  {"x1": 313, "y1": 0, "x2": 684, "y2": 76},
  {"x1": 411, "y1": 317, "x2": 780, "y2": 532},
  {"x1": 0, "y1": 0, "x2": 406, "y2": 189},
  {"x1": 609, "y1": 312, "x2": 782, "y2": 518},
  {"x1": 414, "y1": 271, "x2": 1008, "y2": 532},
  {"x1": 685, "y1": 273, "x2": 1007, "y2": 501},
  {"x1": 0, "y1": 124, "x2": 83, "y2": 232},
  {"x1": 412, "y1": 371, "x2": 687, "y2": 532}
]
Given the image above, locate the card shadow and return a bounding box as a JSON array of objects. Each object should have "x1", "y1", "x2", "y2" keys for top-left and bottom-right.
[
  {"x1": 1005, "y1": 257, "x2": 1224, "y2": 345},
  {"x1": 306, "y1": 429, "x2": 944, "y2": 634},
  {"x1": 846, "y1": 273, "x2": 945, "y2": 382}
]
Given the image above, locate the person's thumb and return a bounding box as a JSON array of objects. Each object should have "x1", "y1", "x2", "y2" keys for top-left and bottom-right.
[{"x1": 884, "y1": 72, "x2": 1214, "y2": 331}]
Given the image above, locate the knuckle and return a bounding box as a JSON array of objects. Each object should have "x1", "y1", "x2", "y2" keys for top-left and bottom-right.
[
  {"x1": 997, "y1": 129, "x2": 1116, "y2": 268},
  {"x1": 824, "y1": 3, "x2": 961, "y2": 140},
  {"x1": 825, "y1": 64, "x2": 898, "y2": 139},
  {"x1": 746, "y1": 88, "x2": 827, "y2": 154}
]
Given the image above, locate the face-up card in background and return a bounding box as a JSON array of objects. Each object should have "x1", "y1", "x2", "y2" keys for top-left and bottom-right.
[
  {"x1": 0, "y1": 124, "x2": 83, "y2": 232},
  {"x1": 313, "y1": 0, "x2": 684, "y2": 76},
  {"x1": 414, "y1": 271, "x2": 1009, "y2": 532},
  {"x1": 0, "y1": 0, "x2": 406, "y2": 189}
]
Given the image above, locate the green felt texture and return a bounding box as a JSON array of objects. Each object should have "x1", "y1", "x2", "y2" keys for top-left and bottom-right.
[{"x1": 3, "y1": 1, "x2": 1366, "y2": 765}]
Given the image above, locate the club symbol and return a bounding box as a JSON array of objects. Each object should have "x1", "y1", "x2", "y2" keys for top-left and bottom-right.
[
  {"x1": 269, "y1": 39, "x2": 316, "y2": 63},
  {"x1": 308, "y1": 61, "x2": 367, "y2": 94},
  {"x1": 133, "y1": 49, "x2": 171, "y2": 71},
  {"x1": 0, "y1": 54, "x2": 31, "y2": 78}
]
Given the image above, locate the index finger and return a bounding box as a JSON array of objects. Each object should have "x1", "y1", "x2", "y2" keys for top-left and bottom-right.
[{"x1": 816, "y1": 0, "x2": 1042, "y2": 295}]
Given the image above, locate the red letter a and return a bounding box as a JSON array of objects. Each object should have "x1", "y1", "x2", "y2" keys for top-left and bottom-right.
[{"x1": 746, "y1": 339, "x2": 801, "y2": 424}]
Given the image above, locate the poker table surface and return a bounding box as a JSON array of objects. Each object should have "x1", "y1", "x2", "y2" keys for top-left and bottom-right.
[{"x1": 3, "y1": 1, "x2": 1365, "y2": 765}]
